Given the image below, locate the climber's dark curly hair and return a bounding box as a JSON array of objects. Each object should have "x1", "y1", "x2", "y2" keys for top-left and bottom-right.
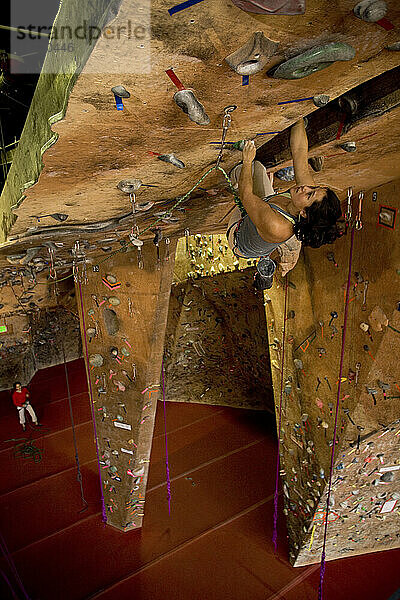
[{"x1": 293, "y1": 188, "x2": 342, "y2": 248}]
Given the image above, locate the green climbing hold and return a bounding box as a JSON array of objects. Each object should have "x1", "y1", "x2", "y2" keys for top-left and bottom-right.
[{"x1": 268, "y1": 42, "x2": 356, "y2": 80}]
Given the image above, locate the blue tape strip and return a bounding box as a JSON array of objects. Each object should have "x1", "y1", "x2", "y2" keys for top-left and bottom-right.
[
  {"x1": 278, "y1": 96, "x2": 313, "y2": 105},
  {"x1": 114, "y1": 95, "x2": 124, "y2": 111},
  {"x1": 242, "y1": 75, "x2": 249, "y2": 86},
  {"x1": 256, "y1": 132, "x2": 283, "y2": 136},
  {"x1": 168, "y1": 0, "x2": 204, "y2": 16}
]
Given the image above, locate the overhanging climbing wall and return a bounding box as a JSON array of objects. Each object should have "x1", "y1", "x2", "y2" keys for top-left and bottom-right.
[
  {"x1": 265, "y1": 177, "x2": 400, "y2": 565},
  {"x1": 0, "y1": 0, "x2": 399, "y2": 568}
]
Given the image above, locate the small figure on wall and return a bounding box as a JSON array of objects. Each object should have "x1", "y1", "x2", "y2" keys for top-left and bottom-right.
[{"x1": 12, "y1": 382, "x2": 41, "y2": 431}]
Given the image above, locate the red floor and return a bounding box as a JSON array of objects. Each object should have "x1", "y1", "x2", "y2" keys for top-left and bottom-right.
[{"x1": 0, "y1": 359, "x2": 398, "y2": 600}]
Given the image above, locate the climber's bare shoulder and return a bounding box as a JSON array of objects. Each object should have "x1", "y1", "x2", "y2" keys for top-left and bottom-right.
[{"x1": 256, "y1": 205, "x2": 294, "y2": 244}]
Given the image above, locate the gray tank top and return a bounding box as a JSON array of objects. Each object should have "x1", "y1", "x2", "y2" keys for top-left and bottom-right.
[{"x1": 236, "y1": 192, "x2": 296, "y2": 259}]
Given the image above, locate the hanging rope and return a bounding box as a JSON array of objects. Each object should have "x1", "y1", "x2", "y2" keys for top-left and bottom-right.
[
  {"x1": 56, "y1": 308, "x2": 88, "y2": 513},
  {"x1": 161, "y1": 358, "x2": 172, "y2": 515},
  {"x1": 78, "y1": 280, "x2": 107, "y2": 523},
  {"x1": 318, "y1": 225, "x2": 355, "y2": 600},
  {"x1": 0, "y1": 530, "x2": 30, "y2": 600},
  {"x1": 0, "y1": 567, "x2": 19, "y2": 600},
  {"x1": 272, "y1": 276, "x2": 289, "y2": 552}
]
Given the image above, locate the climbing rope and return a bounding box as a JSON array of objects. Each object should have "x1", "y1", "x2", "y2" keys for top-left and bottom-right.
[
  {"x1": 56, "y1": 307, "x2": 88, "y2": 513},
  {"x1": 37, "y1": 105, "x2": 246, "y2": 277},
  {"x1": 31, "y1": 159, "x2": 243, "y2": 281},
  {"x1": 78, "y1": 280, "x2": 107, "y2": 522},
  {"x1": 272, "y1": 276, "x2": 289, "y2": 552},
  {"x1": 161, "y1": 358, "x2": 172, "y2": 515},
  {"x1": 318, "y1": 225, "x2": 355, "y2": 600},
  {"x1": 0, "y1": 530, "x2": 31, "y2": 600},
  {"x1": 13, "y1": 438, "x2": 43, "y2": 463}
]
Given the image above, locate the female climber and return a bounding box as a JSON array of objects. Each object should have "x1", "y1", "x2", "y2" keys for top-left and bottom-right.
[{"x1": 226, "y1": 118, "x2": 342, "y2": 289}]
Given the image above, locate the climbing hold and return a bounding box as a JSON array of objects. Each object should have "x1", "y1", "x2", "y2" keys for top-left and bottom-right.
[
  {"x1": 339, "y1": 141, "x2": 357, "y2": 152},
  {"x1": 225, "y1": 31, "x2": 278, "y2": 76},
  {"x1": 308, "y1": 156, "x2": 324, "y2": 172},
  {"x1": 136, "y1": 201, "x2": 155, "y2": 212},
  {"x1": 19, "y1": 247, "x2": 42, "y2": 265},
  {"x1": 114, "y1": 380, "x2": 126, "y2": 392},
  {"x1": 89, "y1": 354, "x2": 104, "y2": 367},
  {"x1": 339, "y1": 92, "x2": 359, "y2": 115},
  {"x1": 103, "y1": 309, "x2": 120, "y2": 336},
  {"x1": 158, "y1": 153, "x2": 185, "y2": 169},
  {"x1": 353, "y1": 0, "x2": 387, "y2": 23},
  {"x1": 313, "y1": 94, "x2": 330, "y2": 107},
  {"x1": 368, "y1": 306, "x2": 388, "y2": 331},
  {"x1": 131, "y1": 466, "x2": 145, "y2": 477},
  {"x1": 230, "y1": 0, "x2": 305, "y2": 15},
  {"x1": 380, "y1": 471, "x2": 394, "y2": 482},
  {"x1": 6, "y1": 254, "x2": 27, "y2": 264},
  {"x1": 106, "y1": 274, "x2": 118, "y2": 284},
  {"x1": 31, "y1": 213, "x2": 69, "y2": 222},
  {"x1": 173, "y1": 89, "x2": 210, "y2": 125},
  {"x1": 111, "y1": 85, "x2": 131, "y2": 98},
  {"x1": 117, "y1": 179, "x2": 142, "y2": 193},
  {"x1": 121, "y1": 347, "x2": 130, "y2": 357},
  {"x1": 110, "y1": 347, "x2": 119, "y2": 358},
  {"x1": 386, "y1": 41, "x2": 400, "y2": 51},
  {"x1": 162, "y1": 214, "x2": 180, "y2": 223},
  {"x1": 267, "y1": 42, "x2": 356, "y2": 80},
  {"x1": 275, "y1": 166, "x2": 295, "y2": 181},
  {"x1": 108, "y1": 297, "x2": 120, "y2": 306}
]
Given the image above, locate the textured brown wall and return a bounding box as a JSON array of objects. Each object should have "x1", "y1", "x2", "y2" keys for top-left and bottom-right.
[
  {"x1": 265, "y1": 178, "x2": 400, "y2": 565},
  {"x1": 75, "y1": 241, "x2": 176, "y2": 530}
]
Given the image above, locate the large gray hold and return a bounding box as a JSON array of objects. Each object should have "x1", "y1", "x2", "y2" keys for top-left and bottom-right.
[
  {"x1": 173, "y1": 90, "x2": 210, "y2": 125},
  {"x1": 225, "y1": 31, "x2": 278, "y2": 76},
  {"x1": 230, "y1": 0, "x2": 305, "y2": 15},
  {"x1": 353, "y1": 0, "x2": 387, "y2": 22},
  {"x1": 268, "y1": 42, "x2": 356, "y2": 80},
  {"x1": 103, "y1": 308, "x2": 119, "y2": 336}
]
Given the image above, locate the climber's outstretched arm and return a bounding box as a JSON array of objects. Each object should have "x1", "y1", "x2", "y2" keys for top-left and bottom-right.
[
  {"x1": 238, "y1": 141, "x2": 292, "y2": 243},
  {"x1": 290, "y1": 119, "x2": 315, "y2": 186}
]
